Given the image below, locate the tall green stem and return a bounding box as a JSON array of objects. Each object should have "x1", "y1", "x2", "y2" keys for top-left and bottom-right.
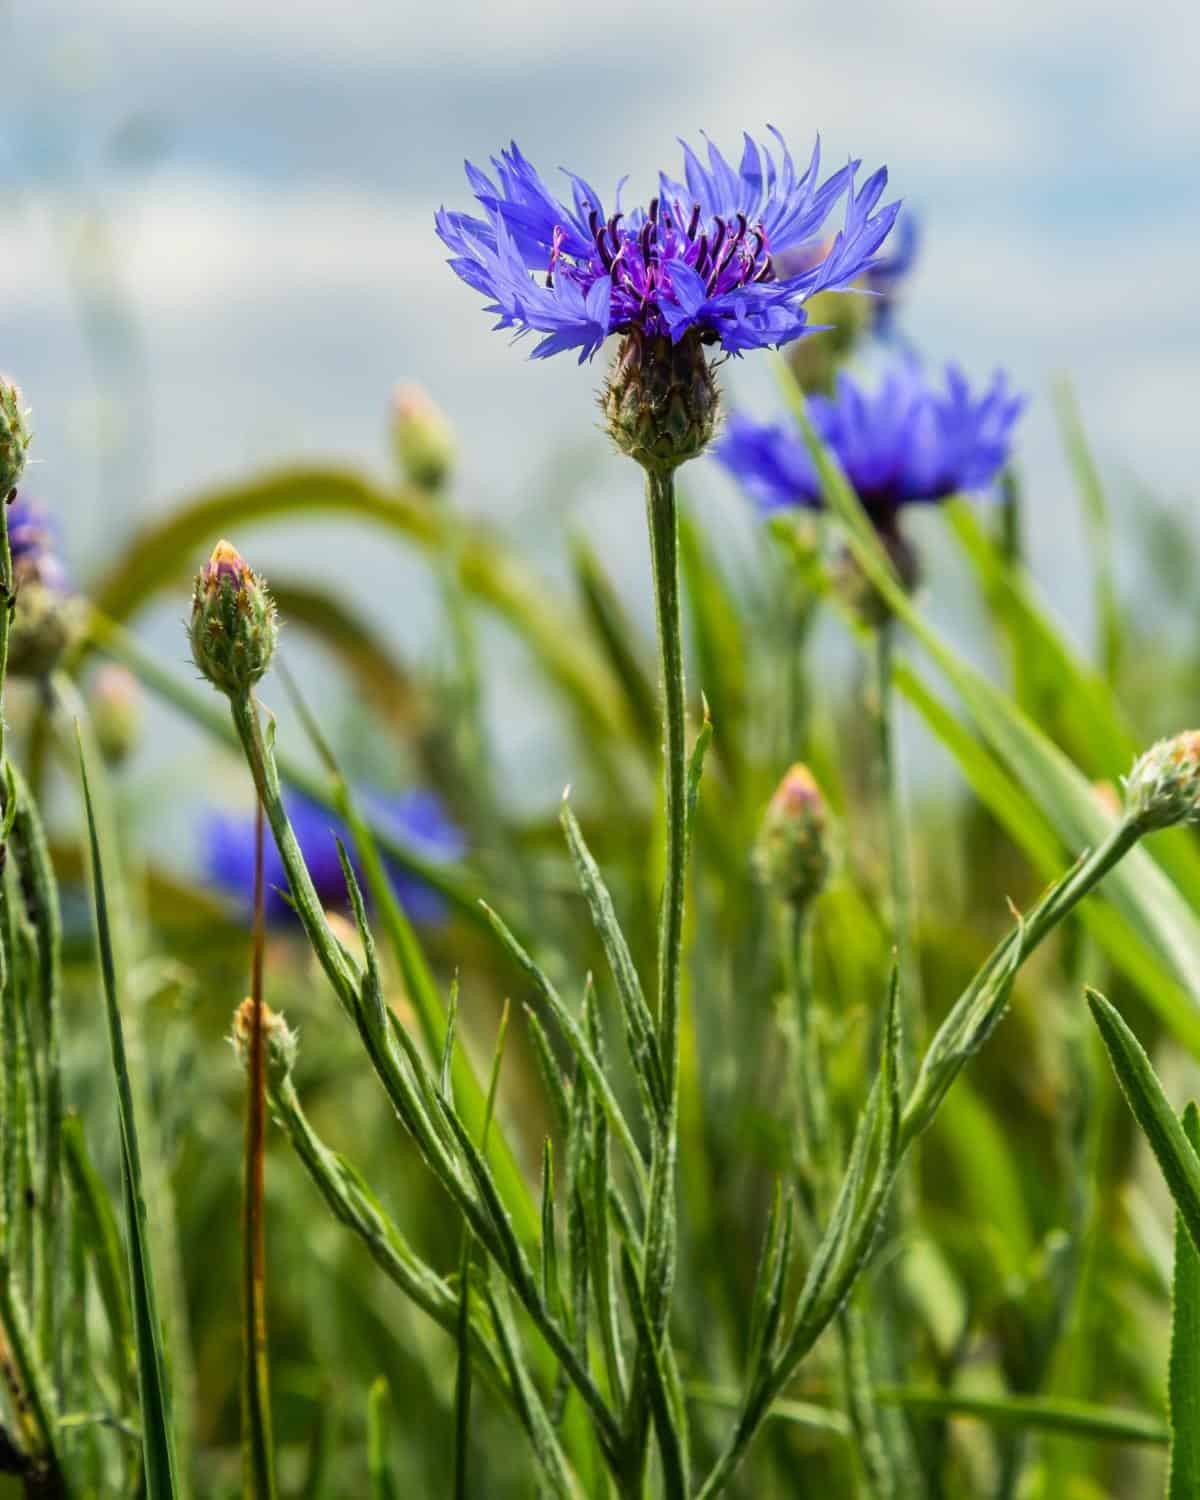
[
  {"x1": 875, "y1": 620, "x2": 921, "y2": 1073},
  {"x1": 0, "y1": 495, "x2": 13, "y2": 776},
  {"x1": 646, "y1": 469, "x2": 687, "y2": 1098},
  {"x1": 624, "y1": 468, "x2": 690, "y2": 1485}
]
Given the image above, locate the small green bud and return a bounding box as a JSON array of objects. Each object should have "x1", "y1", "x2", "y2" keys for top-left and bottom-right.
[
  {"x1": 231, "y1": 998, "x2": 298, "y2": 1088},
  {"x1": 189, "y1": 539, "x2": 278, "y2": 697},
  {"x1": 755, "y1": 763, "x2": 831, "y2": 911},
  {"x1": 785, "y1": 288, "x2": 872, "y2": 395},
  {"x1": 1124, "y1": 731, "x2": 1200, "y2": 831},
  {"x1": 602, "y1": 328, "x2": 719, "y2": 475},
  {"x1": 0, "y1": 379, "x2": 32, "y2": 499},
  {"x1": 390, "y1": 383, "x2": 455, "y2": 494},
  {"x1": 7, "y1": 583, "x2": 82, "y2": 679},
  {"x1": 90, "y1": 664, "x2": 142, "y2": 765}
]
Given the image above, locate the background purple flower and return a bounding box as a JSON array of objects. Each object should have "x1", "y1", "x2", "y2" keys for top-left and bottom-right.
[
  {"x1": 204, "y1": 788, "x2": 464, "y2": 927},
  {"x1": 8, "y1": 493, "x2": 66, "y2": 591},
  {"x1": 437, "y1": 130, "x2": 899, "y2": 361},
  {"x1": 716, "y1": 361, "x2": 1023, "y2": 522}
]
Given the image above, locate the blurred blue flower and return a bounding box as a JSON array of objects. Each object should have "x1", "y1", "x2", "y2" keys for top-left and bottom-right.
[
  {"x1": 204, "y1": 789, "x2": 464, "y2": 928},
  {"x1": 8, "y1": 493, "x2": 65, "y2": 590},
  {"x1": 716, "y1": 362, "x2": 1023, "y2": 523},
  {"x1": 437, "y1": 131, "x2": 899, "y2": 362},
  {"x1": 864, "y1": 210, "x2": 919, "y2": 334}
]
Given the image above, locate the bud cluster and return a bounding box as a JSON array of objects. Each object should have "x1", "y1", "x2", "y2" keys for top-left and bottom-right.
[
  {"x1": 1124, "y1": 731, "x2": 1200, "y2": 832},
  {"x1": 189, "y1": 540, "x2": 278, "y2": 697},
  {"x1": 0, "y1": 379, "x2": 31, "y2": 499},
  {"x1": 602, "y1": 329, "x2": 719, "y2": 475},
  {"x1": 755, "y1": 763, "x2": 832, "y2": 911}
]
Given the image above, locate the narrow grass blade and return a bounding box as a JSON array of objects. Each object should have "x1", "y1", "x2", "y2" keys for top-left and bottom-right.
[
  {"x1": 1169, "y1": 1103, "x2": 1200, "y2": 1497},
  {"x1": 560, "y1": 799, "x2": 665, "y2": 1125},
  {"x1": 481, "y1": 902, "x2": 648, "y2": 1202},
  {"x1": 1087, "y1": 989, "x2": 1200, "y2": 1258},
  {"x1": 620, "y1": 1246, "x2": 687, "y2": 1500},
  {"x1": 62, "y1": 1114, "x2": 134, "y2": 1388},
  {"x1": 483, "y1": 1278, "x2": 585, "y2": 1499},
  {"x1": 686, "y1": 1384, "x2": 850, "y2": 1439},
  {"x1": 78, "y1": 734, "x2": 182, "y2": 1498},
  {"x1": 877, "y1": 1387, "x2": 1166, "y2": 1445},
  {"x1": 453, "y1": 999, "x2": 510, "y2": 1499},
  {"x1": 366, "y1": 1377, "x2": 399, "y2": 1500}
]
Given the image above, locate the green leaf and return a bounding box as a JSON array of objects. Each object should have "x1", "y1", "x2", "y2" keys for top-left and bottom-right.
[
  {"x1": 560, "y1": 799, "x2": 666, "y2": 1124},
  {"x1": 78, "y1": 735, "x2": 182, "y2": 1500},
  {"x1": 1087, "y1": 989, "x2": 1200, "y2": 1257},
  {"x1": 877, "y1": 1387, "x2": 1165, "y2": 1445},
  {"x1": 1169, "y1": 1103, "x2": 1200, "y2": 1497}
]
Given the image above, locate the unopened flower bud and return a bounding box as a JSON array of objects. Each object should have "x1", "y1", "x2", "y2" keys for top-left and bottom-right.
[
  {"x1": 755, "y1": 763, "x2": 831, "y2": 910},
  {"x1": 7, "y1": 583, "x2": 82, "y2": 679},
  {"x1": 91, "y1": 664, "x2": 142, "y2": 765},
  {"x1": 231, "y1": 998, "x2": 298, "y2": 1087},
  {"x1": 391, "y1": 383, "x2": 455, "y2": 494},
  {"x1": 1124, "y1": 731, "x2": 1200, "y2": 831},
  {"x1": 0, "y1": 379, "x2": 31, "y2": 499},
  {"x1": 785, "y1": 288, "x2": 872, "y2": 395},
  {"x1": 603, "y1": 328, "x2": 718, "y2": 474},
  {"x1": 189, "y1": 540, "x2": 278, "y2": 697}
]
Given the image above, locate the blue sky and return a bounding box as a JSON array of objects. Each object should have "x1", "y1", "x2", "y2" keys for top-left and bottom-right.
[{"x1": 1, "y1": 0, "x2": 1197, "y2": 802}]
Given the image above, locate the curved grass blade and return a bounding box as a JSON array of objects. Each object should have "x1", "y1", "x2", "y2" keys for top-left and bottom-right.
[
  {"x1": 86, "y1": 464, "x2": 630, "y2": 747},
  {"x1": 877, "y1": 1387, "x2": 1166, "y2": 1445},
  {"x1": 78, "y1": 733, "x2": 181, "y2": 1499},
  {"x1": 1169, "y1": 1103, "x2": 1200, "y2": 1497}
]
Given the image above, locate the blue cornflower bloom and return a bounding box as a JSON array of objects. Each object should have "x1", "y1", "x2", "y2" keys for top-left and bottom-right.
[
  {"x1": 716, "y1": 362, "x2": 1023, "y2": 525},
  {"x1": 204, "y1": 789, "x2": 464, "y2": 928},
  {"x1": 437, "y1": 131, "x2": 899, "y2": 363}
]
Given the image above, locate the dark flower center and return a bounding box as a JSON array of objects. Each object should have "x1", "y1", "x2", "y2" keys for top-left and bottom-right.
[{"x1": 550, "y1": 197, "x2": 776, "y2": 336}]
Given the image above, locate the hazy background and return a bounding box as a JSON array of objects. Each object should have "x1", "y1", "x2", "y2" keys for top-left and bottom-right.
[{"x1": 2, "y1": 0, "x2": 1197, "y2": 813}]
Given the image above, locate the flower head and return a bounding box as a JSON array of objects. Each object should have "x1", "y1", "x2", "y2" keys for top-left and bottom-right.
[
  {"x1": 189, "y1": 539, "x2": 279, "y2": 697},
  {"x1": 1124, "y1": 732, "x2": 1200, "y2": 832},
  {"x1": 203, "y1": 789, "x2": 464, "y2": 927},
  {"x1": 755, "y1": 763, "x2": 831, "y2": 911},
  {"x1": 437, "y1": 131, "x2": 899, "y2": 363},
  {"x1": 0, "y1": 379, "x2": 31, "y2": 499},
  {"x1": 717, "y1": 361, "x2": 1023, "y2": 523}
]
